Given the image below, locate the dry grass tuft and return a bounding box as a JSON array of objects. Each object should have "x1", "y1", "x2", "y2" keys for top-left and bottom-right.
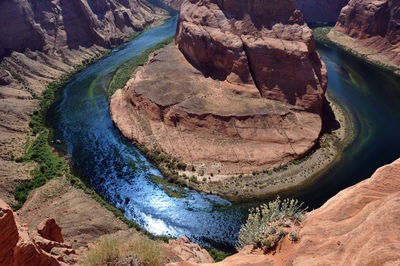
[{"x1": 83, "y1": 234, "x2": 164, "y2": 266}]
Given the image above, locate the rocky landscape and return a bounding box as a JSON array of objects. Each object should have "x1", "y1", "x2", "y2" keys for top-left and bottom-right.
[
  {"x1": 328, "y1": 0, "x2": 400, "y2": 73},
  {"x1": 0, "y1": 0, "x2": 165, "y2": 206},
  {"x1": 111, "y1": 0, "x2": 328, "y2": 180}
]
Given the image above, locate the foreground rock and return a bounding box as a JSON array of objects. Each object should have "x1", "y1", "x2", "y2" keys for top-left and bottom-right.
[
  {"x1": 0, "y1": 198, "x2": 77, "y2": 265},
  {"x1": 172, "y1": 158, "x2": 400, "y2": 265},
  {"x1": 328, "y1": 0, "x2": 400, "y2": 73},
  {"x1": 111, "y1": 0, "x2": 327, "y2": 179}
]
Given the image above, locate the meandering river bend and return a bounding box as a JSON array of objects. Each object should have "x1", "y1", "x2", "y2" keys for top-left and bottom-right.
[{"x1": 47, "y1": 14, "x2": 400, "y2": 249}]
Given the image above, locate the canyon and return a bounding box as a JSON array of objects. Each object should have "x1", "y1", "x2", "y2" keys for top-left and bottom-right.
[
  {"x1": 328, "y1": 0, "x2": 400, "y2": 73},
  {"x1": 1, "y1": 0, "x2": 400, "y2": 265},
  {"x1": 0, "y1": 0, "x2": 165, "y2": 206},
  {"x1": 111, "y1": 0, "x2": 328, "y2": 180}
]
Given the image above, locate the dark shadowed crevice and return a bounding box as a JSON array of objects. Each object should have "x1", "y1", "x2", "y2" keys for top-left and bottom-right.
[{"x1": 241, "y1": 39, "x2": 263, "y2": 97}]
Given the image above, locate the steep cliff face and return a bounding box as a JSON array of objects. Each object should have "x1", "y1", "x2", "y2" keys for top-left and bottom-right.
[
  {"x1": 296, "y1": 0, "x2": 349, "y2": 23},
  {"x1": 0, "y1": 0, "x2": 163, "y2": 58},
  {"x1": 176, "y1": 0, "x2": 327, "y2": 113},
  {"x1": 111, "y1": 0, "x2": 328, "y2": 181},
  {"x1": 329, "y1": 0, "x2": 400, "y2": 70}
]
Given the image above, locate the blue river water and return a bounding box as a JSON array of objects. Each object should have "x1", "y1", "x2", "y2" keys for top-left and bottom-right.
[{"x1": 47, "y1": 14, "x2": 400, "y2": 249}]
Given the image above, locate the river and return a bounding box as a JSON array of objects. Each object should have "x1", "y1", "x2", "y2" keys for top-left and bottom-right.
[{"x1": 47, "y1": 14, "x2": 400, "y2": 250}]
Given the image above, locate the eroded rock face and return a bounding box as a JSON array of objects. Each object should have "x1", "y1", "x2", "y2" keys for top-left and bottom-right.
[
  {"x1": 0, "y1": 0, "x2": 163, "y2": 58},
  {"x1": 296, "y1": 0, "x2": 349, "y2": 23},
  {"x1": 111, "y1": 0, "x2": 327, "y2": 176},
  {"x1": 176, "y1": 0, "x2": 327, "y2": 113},
  {"x1": 330, "y1": 0, "x2": 400, "y2": 68},
  {"x1": 0, "y1": 198, "x2": 77, "y2": 265}
]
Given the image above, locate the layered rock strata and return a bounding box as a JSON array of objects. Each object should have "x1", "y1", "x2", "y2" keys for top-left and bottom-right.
[
  {"x1": 0, "y1": 0, "x2": 165, "y2": 206},
  {"x1": 111, "y1": 0, "x2": 327, "y2": 175},
  {"x1": 328, "y1": 0, "x2": 400, "y2": 72},
  {"x1": 0, "y1": 0, "x2": 164, "y2": 58}
]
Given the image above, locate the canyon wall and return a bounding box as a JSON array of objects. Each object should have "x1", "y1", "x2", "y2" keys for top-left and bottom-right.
[
  {"x1": 328, "y1": 0, "x2": 400, "y2": 72},
  {"x1": 0, "y1": 0, "x2": 164, "y2": 207},
  {"x1": 0, "y1": 0, "x2": 164, "y2": 58},
  {"x1": 111, "y1": 0, "x2": 328, "y2": 180}
]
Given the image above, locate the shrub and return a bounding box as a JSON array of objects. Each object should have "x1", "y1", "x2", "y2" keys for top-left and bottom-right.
[
  {"x1": 288, "y1": 231, "x2": 299, "y2": 242},
  {"x1": 83, "y1": 235, "x2": 164, "y2": 266},
  {"x1": 237, "y1": 197, "x2": 307, "y2": 251}
]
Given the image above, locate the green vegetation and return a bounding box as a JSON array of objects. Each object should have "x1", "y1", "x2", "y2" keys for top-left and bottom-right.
[
  {"x1": 108, "y1": 36, "x2": 175, "y2": 99},
  {"x1": 150, "y1": 174, "x2": 188, "y2": 198},
  {"x1": 204, "y1": 247, "x2": 233, "y2": 262},
  {"x1": 237, "y1": 197, "x2": 307, "y2": 252},
  {"x1": 313, "y1": 26, "x2": 334, "y2": 45},
  {"x1": 83, "y1": 234, "x2": 164, "y2": 266},
  {"x1": 13, "y1": 51, "x2": 110, "y2": 210}
]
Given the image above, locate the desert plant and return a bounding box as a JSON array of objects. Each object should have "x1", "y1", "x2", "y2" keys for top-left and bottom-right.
[
  {"x1": 288, "y1": 231, "x2": 299, "y2": 242},
  {"x1": 83, "y1": 234, "x2": 164, "y2": 266},
  {"x1": 237, "y1": 197, "x2": 307, "y2": 251}
]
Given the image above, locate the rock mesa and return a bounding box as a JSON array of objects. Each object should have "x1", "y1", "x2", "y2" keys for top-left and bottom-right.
[{"x1": 111, "y1": 0, "x2": 327, "y2": 175}]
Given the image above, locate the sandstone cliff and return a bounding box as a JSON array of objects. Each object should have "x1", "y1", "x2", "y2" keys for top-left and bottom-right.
[
  {"x1": 0, "y1": 0, "x2": 164, "y2": 58},
  {"x1": 111, "y1": 0, "x2": 327, "y2": 178},
  {"x1": 328, "y1": 0, "x2": 400, "y2": 72},
  {"x1": 171, "y1": 158, "x2": 400, "y2": 266},
  {"x1": 296, "y1": 0, "x2": 349, "y2": 23}
]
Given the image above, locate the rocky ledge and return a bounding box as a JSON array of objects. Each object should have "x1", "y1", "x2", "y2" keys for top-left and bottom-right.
[
  {"x1": 172, "y1": 158, "x2": 400, "y2": 265},
  {"x1": 328, "y1": 0, "x2": 400, "y2": 73},
  {"x1": 111, "y1": 0, "x2": 328, "y2": 178}
]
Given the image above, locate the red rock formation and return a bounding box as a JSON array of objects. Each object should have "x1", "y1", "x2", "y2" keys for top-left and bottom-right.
[
  {"x1": 0, "y1": 198, "x2": 77, "y2": 265},
  {"x1": 165, "y1": 237, "x2": 214, "y2": 264},
  {"x1": 176, "y1": 0, "x2": 327, "y2": 113},
  {"x1": 37, "y1": 218, "x2": 64, "y2": 244},
  {"x1": 329, "y1": 0, "x2": 400, "y2": 70},
  {"x1": 111, "y1": 0, "x2": 327, "y2": 178},
  {"x1": 0, "y1": 0, "x2": 164, "y2": 58}
]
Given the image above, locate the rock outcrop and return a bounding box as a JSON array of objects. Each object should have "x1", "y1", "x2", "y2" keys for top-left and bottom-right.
[
  {"x1": 0, "y1": 0, "x2": 164, "y2": 58},
  {"x1": 328, "y1": 0, "x2": 400, "y2": 72},
  {"x1": 165, "y1": 237, "x2": 214, "y2": 264},
  {"x1": 170, "y1": 158, "x2": 400, "y2": 265},
  {"x1": 0, "y1": 198, "x2": 77, "y2": 265},
  {"x1": 111, "y1": 0, "x2": 327, "y2": 177},
  {"x1": 296, "y1": 0, "x2": 349, "y2": 23}
]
